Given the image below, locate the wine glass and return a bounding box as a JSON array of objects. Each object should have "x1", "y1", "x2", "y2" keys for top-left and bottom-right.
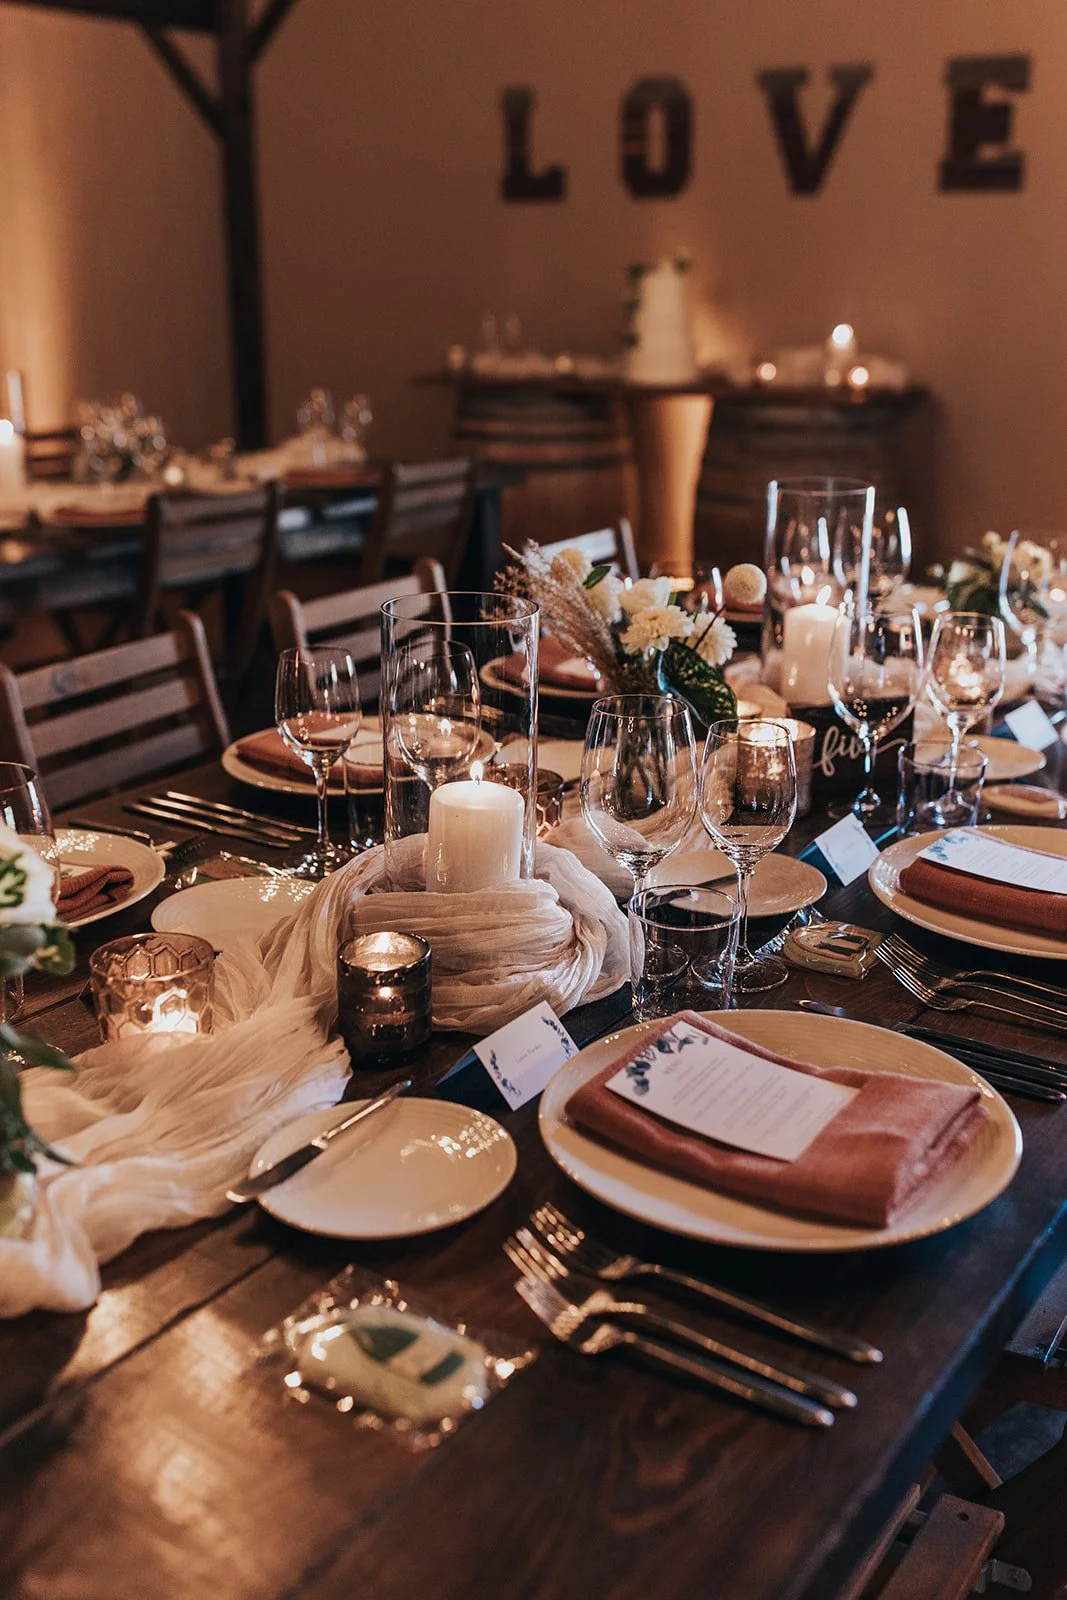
[
  {"x1": 389, "y1": 638, "x2": 482, "y2": 789},
  {"x1": 649, "y1": 561, "x2": 724, "y2": 615},
  {"x1": 275, "y1": 647, "x2": 362, "y2": 880},
  {"x1": 0, "y1": 763, "x2": 58, "y2": 1021},
  {"x1": 833, "y1": 501, "x2": 912, "y2": 607},
  {"x1": 924, "y1": 612, "x2": 1006, "y2": 819},
  {"x1": 699, "y1": 720, "x2": 797, "y2": 992},
  {"x1": 998, "y1": 532, "x2": 1067, "y2": 702},
  {"x1": 827, "y1": 604, "x2": 924, "y2": 823},
  {"x1": 580, "y1": 695, "x2": 697, "y2": 895}
]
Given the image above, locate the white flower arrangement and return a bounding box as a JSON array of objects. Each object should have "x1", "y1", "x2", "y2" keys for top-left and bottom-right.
[{"x1": 497, "y1": 544, "x2": 761, "y2": 726}]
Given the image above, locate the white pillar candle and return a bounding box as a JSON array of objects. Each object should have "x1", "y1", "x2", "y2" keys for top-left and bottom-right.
[
  {"x1": 0, "y1": 420, "x2": 25, "y2": 497},
  {"x1": 781, "y1": 602, "x2": 839, "y2": 707},
  {"x1": 425, "y1": 764, "x2": 524, "y2": 893}
]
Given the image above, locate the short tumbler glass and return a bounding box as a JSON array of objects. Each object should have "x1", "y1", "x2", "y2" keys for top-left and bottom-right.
[
  {"x1": 897, "y1": 739, "x2": 988, "y2": 835},
  {"x1": 628, "y1": 886, "x2": 740, "y2": 1022}
]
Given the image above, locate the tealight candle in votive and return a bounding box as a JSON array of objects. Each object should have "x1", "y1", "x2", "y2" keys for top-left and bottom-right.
[
  {"x1": 338, "y1": 931, "x2": 432, "y2": 1065},
  {"x1": 739, "y1": 714, "x2": 815, "y2": 816},
  {"x1": 89, "y1": 933, "x2": 215, "y2": 1042}
]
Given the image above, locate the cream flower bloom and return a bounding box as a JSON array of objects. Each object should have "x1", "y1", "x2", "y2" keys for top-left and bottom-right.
[
  {"x1": 722, "y1": 563, "x2": 767, "y2": 609},
  {"x1": 549, "y1": 548, "x2": 592, "y2": 584},
  {"x1": 691, "y1": 615, "x2": 737, "y2": 667},
  {"x1": 0, "y1": 822, "x2": 56, "y2": 928},
  {"x1": 619, "y1": 576, "x2": 673, "y2": 615},
  {"x1": 621, "y1": 604, "x2": 693, "y2": 655},
  {"x1": 586, "y1": 571, "x2": 623, "y2": 622}
]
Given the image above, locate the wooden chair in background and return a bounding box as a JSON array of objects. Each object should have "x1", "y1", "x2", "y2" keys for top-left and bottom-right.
[
  {"x1": 22, "y1": 428, "x2": 78, "y2": 482},
  {"x1": 134, "y1": 483, "x2": 281, "y2": 694},
  {"x1": 541, "y1": 518, "x2": 640, "y2": 581},
  {"x1": 269, "y1": 556, "x2": 447, "y2": 705},
  {"x1": 358, "y1": 460, "x2": 474, "y2": 585},
  {"x1": 0, "y1": 612, "x2": 230, "y2": 810}
]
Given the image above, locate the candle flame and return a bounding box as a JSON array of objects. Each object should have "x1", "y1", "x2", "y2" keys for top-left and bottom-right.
[
  {"x1": 816, "y1": 584, "x2": 833, "y2": 606},
  {"x1": 470, "y1": 760, "x2": 484, "y2": 783},
  {"x1": 0, "y1": 420, "x2": 14, "y2": 444}
]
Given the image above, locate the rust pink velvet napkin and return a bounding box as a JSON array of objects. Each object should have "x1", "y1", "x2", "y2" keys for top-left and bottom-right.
[
  {"x1": 566, "y1": 1010, "x2": 987, "y2": 1228},
  {"x1": 899, "y1": 856, "x2": 1067, "y2": 936}
]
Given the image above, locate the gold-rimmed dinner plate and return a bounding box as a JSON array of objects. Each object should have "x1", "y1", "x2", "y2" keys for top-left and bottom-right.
[
  {"x1": 539, "y1": 1011, "x2": 1021, "y2": 1252},
  {"x1": 647, "y1": 849, "x2": 827, "y2": 917},
  {"x1": 248, "y1": 1099, "x2": 517, "y2": 1238},
  {"x1": 870, "y1": 824, "x2": 1067, "y2": 960},
  {"x1": 56, "y1": 827, "x2": 166, "y2": 929},
  {"x1": 220, "y1": 716, "x2": 386, "y2": 796}
]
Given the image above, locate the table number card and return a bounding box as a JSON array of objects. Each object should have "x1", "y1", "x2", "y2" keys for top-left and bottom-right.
[
  {"x1": 606, "y1": 1019, "x2": 856, "y2": 1163},
  {"x1": 919, "y1": 828, "x2": 1067, "y2": 895},
  {"x1": 473, "y1": 1001, "x2": 578, "y2": 1110},
  {"x1": 998, "y1": 699, "x2": 1059, "y2": 750},
  {"x1": 806, "y1": 813, "x2": 881, "y2": 887}
]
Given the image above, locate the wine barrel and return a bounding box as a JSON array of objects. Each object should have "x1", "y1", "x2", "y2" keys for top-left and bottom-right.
[
  {"x1": 451, "y1": 384, "x2": 637, "y2": 549},
  {"x1": 694, "y1": 388, "x2": 923, "y2": 570}
]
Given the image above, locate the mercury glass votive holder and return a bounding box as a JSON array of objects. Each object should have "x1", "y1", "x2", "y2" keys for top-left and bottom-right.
[
  {"x1": 89, "y1": 933, "x2": 215, "y2": 1042},
  {"x1": 338, "y1": 930, "x2": 432, "y2": 1066},
  {"x1": 739, "y1": 715, "x2": 815, "y2": 817}
]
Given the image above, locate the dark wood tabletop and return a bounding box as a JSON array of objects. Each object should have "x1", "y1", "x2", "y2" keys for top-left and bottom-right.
[{"x1": 1, "y1": 740, "x2": 1066, "y2": 1600}]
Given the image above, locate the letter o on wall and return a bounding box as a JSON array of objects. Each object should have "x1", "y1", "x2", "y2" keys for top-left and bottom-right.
[{"x1": 621, "y1": 77, "x2": 693, "y2": 198}]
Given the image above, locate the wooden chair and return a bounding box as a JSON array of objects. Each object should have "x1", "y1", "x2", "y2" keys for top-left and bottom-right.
[
  {"x1": 541, "y1": 518, "x2": 639, "y2": 581},
  {"x1": 358, "y1": 459, "x2": 474, "y2": 585},
  {"x1": 22, "y1": 428, "x2": 78, "y2": 481},
  {"x1": 268, "y1": 557, "x2": 447, "y2": 704},
  {"x1": 133, "y1": 483, "x2": 281, "y2": 691},
  {"x1": 0, "y1": 612, "x2": 230, "y2": 810}
]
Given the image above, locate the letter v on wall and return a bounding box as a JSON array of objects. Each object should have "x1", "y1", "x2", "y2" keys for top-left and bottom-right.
[{"x1": 756, "y1": 65, "x2": 874, "y2": 195}]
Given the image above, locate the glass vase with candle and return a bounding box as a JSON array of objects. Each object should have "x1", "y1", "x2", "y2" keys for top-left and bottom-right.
[
  {"x1": 762, "y1": 477, "x2": 874, "y2": 693},
  {"x1": 827, "y1": 604, "x2": 924, "y2": 824},
  {"x1": 924, "y1": 611, "x2": 1006, "y2": 819},
  {"x1": 381, "y1": 593, "x2": 538, "y2": 880}
]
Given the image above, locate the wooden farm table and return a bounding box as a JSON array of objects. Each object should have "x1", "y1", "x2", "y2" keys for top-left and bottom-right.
[{"x1": 1, "y1": 752, "x2": 1066, "y2": 1600}]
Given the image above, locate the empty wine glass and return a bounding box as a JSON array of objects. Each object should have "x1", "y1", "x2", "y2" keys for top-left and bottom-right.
[
  {"x1": 924, "y1": 612, "x2": 1006, "y2": 820},
  {"x1": 275, "y1": 647, "x2": 362, "y2": 879},
  {"x1": 580, "y1": 695, "x2": 697, "y2": 896},
  {"x1": 998, "y1": 532, "x2": 1067, "y2": 701},
  {"x1": 389, "y1": 638, "x2": 482, "y2": 789},
  {"x1": 833, "y1": 501, "x2": 912, "y2": 607},
  {"x1": 699, "y1": 720, "x2": 797, "y2": 992},
  {"x1": 827, "y1": 604, "x2": 924, "y2": 823}
]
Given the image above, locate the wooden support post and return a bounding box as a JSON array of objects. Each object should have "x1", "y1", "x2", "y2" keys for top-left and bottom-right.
[{"x1": 216, "y1": 0, "x2": 267, "y2": 449}]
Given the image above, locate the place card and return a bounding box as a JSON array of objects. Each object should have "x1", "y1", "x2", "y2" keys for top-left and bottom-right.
[
  {"x1": 998, "y1": 699, "x2": 1059, "y2": 750},
  {"x1": 473, "y1": 1000, "x2": 578, "y2": 1111},
  {"x1": 919, "y1": 828, "x2": 1067, "y2": 895},
  {"x1": 606, "y1": 1018, "x2": 856, "y2": 1163},
  {"x1": 806, "y1": 813, "x2": 881, "y2": 887}
]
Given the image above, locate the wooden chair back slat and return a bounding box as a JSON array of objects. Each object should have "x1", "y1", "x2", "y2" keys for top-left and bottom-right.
[
  {"x1": 0, "y1": 613, "x2": 230, "y2": 810},
  {"x1": 541, "y1": 519, "x2": 640, "y2": 581},
  {"x1": 359, "y1": 460, "x2": 474, "y2": 584},
  {"x1": 23, "y1": 428, "x2": 77, "y2": 482}
]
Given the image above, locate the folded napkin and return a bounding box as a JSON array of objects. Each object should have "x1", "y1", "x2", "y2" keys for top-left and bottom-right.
[
  {"x1": 566, "y1": 1011, "x2": 987, "y2": 1227},
  {"x1": 284, "y1": 465, "x2": 370, "y2": 489},
  {"x1": 236, "y1": 729, "x2": 383, "y2": 791},
  {"x1": 899, "y1": 855, "x2": 1067, "y2": 936},
  {"x1": 498, "y1": 635, "x2": 603, "y2": 693},
  {"x1": 57, "y1": 861, "x2": 135, "y2": 921}
]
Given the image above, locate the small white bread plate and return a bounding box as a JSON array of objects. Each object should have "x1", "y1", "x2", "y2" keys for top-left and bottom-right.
[
  {"x1": 540, "y1": 1011, "x2": 1020, "y2": 1253},
  {"x1": 152, "y1": 875, "x2": 314, "y2": 953},
  {"x1": 870, "y1": 824, "x2": 1067, "y2": 960},
  {"x1": 249, "y1": 1099, "x2": 517, "y2": 1238},
  {"x1": 647, "y1": 849, "x2": 826, "y2": 918},
  {"x1": 56, "y1": 827, "x2": 166, "y2": 929}
]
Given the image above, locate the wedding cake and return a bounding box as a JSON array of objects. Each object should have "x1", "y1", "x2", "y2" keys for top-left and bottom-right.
[{"x1": 625, "y1": 253, "x2": 698, "y2": 385}]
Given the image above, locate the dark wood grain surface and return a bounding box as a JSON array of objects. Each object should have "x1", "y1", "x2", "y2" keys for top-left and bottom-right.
[{"x1": 2, "y1": 739, "x2": 1066, "y2": 1600}]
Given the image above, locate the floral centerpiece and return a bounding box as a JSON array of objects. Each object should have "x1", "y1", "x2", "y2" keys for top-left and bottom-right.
[
  {"x1": 946, "y1": 531, "x2": 1050, "y2": 624},
  {"x1": 497, "y1": 543, "x2": 767, "y2": 728},
  {"x1": 0, "y1": 823, "x2": 76, "y2": 1240}
]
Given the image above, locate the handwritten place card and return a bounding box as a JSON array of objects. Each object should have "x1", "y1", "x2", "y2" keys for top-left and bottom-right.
[
  {"x1": 919, "y1": 828, "x2": 1067, "y2": 896},
  {"x1": 606, "y1": 1018, "x2": 857, "y2": 1163},
  {"x1": 474, "y1": 1001, "x2": 577, "y2": 1110},
  {"x1": 811, "y1": 813, "x2": 880, "y2": 887},
  {"x1": 999, "y1": 699, "x2": 1059, "y2": 750}
]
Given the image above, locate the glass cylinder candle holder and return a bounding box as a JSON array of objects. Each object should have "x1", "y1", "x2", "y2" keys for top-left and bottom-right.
[
  {"x1": 90, "y1": 933, "x2": 215, "y2": 1042},
  {"x1": 338, "y1": 931, "x2": 432, "y2": 1065},
  {"x1": 380, "y1": 592, "x2": 539, "y2": 881}
]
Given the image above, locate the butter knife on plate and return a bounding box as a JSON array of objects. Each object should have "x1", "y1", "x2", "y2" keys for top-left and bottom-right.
[{"x1": 227, "y1": 1078, "x2": 412, "y2": 1203}]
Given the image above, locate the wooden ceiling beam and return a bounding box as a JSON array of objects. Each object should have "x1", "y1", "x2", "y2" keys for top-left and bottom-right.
[{"x1": 1, "y1": 0, "x2": 216, "y2": 30}]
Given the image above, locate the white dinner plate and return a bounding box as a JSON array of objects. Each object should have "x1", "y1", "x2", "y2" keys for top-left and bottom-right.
[
  {"x1": 647, "y1": 849, "x2": 827, "y2": 917},
  {"x1": 539, "y1": 1011, "x2": 1021, "y2": 1252},
  {"x1": 221, "y1": 716, "x2": 385, "y2": 796},
  {"x1": 56, "y1": 827, "x2": 166, "y2": 929},
  {"x1": 249, "y1": 1100, "x2": 517, "y2": 1238},
  {"x1": 536, "y1": 738, "x2": 584, "y2": 783},
  {"x1": 870, "y1": 824, "x2": 1067, "y2": 960},
  {"x1": 152, "y1": 874, "x2": 314, "y2": 953}
]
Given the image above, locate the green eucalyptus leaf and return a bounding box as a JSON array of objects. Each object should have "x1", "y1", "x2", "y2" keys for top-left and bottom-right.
[
  {"x1": 583, "y1": 563, "x2": 612, "y2": 590},
  {"x1": 35, "y1": 925, "x2": 76, "y2": 977}
]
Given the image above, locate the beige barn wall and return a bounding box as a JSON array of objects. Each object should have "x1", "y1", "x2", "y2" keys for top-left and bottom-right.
[{"x1": 1, "y1": 0, "x2": 1065, "y2": 561}]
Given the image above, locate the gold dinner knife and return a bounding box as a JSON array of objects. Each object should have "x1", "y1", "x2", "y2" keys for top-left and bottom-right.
[{"x1": 226, "y1": 1078, "x2": 412, "y2": 1204}]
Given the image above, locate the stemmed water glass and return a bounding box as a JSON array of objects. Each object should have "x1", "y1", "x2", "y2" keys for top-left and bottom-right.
[
  {"x1": 924, "y1": 612, "x2": 1006, "y2": 819},
  {"x1": 827, "y1": 604, "x2": 924, "y2": 823},
  {"x1": 998, "y1": 532, "x2": 1067, "y2": 701},
  {"x1": 388, "y1": 638, "x2": 482, "y2": 789},
  {"x1": 699, "y1": 720, "x2": 797, "y2": 992},
  {"x1": 579, "y1": 695, "x2": 697, "y2": 896},
  {"x1": 833, "y1": 501, "x2": 912, "y2": 607},
  {"x1": 275, "y1": 647, "x2": 362, "y2": 879}
]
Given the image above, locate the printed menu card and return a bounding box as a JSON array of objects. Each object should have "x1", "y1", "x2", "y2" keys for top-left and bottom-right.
[{"x1": 918, "y1": 829, "x2": 1067, "y2": 895}]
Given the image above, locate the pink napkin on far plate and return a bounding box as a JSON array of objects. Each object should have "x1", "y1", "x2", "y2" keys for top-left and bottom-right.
[
  {"x1": 497, "y1": 634, "x2": 603, "y2": 692},
  {"x1": 566, "y1": 1010, "x2": 987, "y2": 1228}
]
